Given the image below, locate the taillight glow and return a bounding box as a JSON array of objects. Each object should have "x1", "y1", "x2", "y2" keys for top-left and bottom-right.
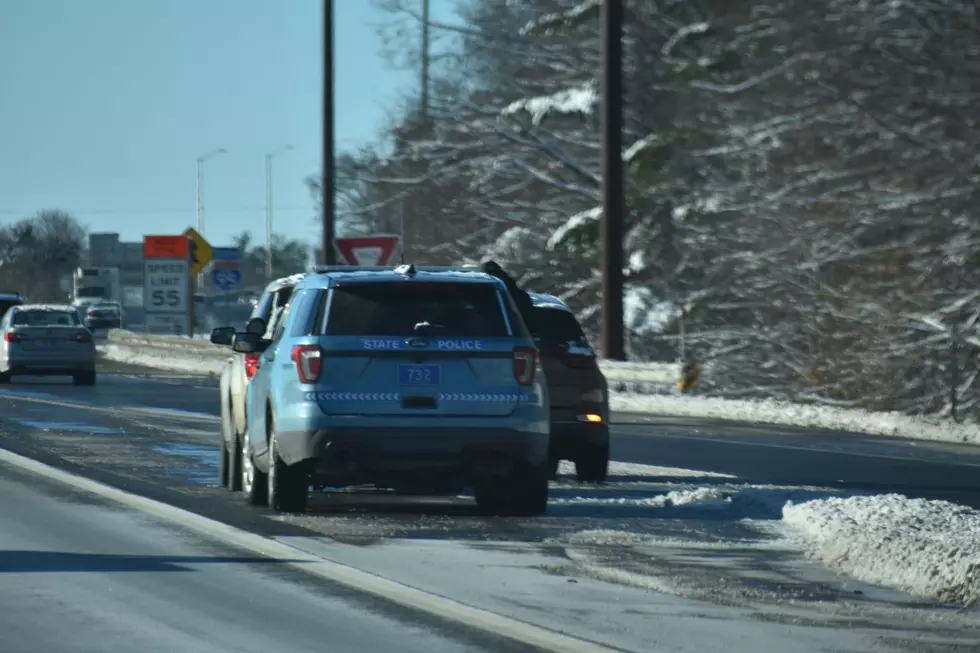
[
  {"x1": 291, "y1": 344, "x2": 322, "y2": 383},
  {"x1": 71, "y1": 332, "x2": 92, "y2": 343},
  {"x1": 243, "y1": 353, "x2": 259, "y2": 381},
  {"x1": 512, "y1": 346, "x2": 537, "y2": 386},
  {"x1": 4, "y1": 332, "x2": 26, "y2": 343}
]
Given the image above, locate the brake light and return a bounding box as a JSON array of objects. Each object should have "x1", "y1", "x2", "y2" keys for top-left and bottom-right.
[
  {"x1": 4, "y1": 332, "x2": 26, "y2": 343},
  {"x1": 513, "y1": 346, "x2": 537, "y2": 385},
  {"x1": 290, "y1": 344, "x2": 322, "y2": 383},
  {"x1": 71, "y1": 332, "x2": 92, "y2": 343},
  {"x1": 243, "y1": 353, "x2": 259, "y2": 381}
]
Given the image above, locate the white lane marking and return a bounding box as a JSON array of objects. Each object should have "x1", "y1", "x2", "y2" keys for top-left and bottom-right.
[{"x1": 0, "y1": 447, "x2": 628, "y2": 653}]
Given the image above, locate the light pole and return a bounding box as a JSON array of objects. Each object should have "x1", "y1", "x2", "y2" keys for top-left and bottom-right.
[
  {"x1": 265, "y1": 145, "x2": 293, "y2": 280},
  {"x1": 196, "y1": 148, "x2": 227, "y2": 237}
]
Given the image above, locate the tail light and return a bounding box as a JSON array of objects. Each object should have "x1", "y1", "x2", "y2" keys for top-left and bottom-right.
[
  {"x1": 291, "y1": 344, "x2": 322, "y2": 383},
  {"x1": 4, "y1": 332, "x2": 26, "y2": 343},
  {"x1": 71, "y1": 332, "x2": 92, "y2": 343},
  {"x1": 512, "y1": 346, "x2": 537, "y2": 385},
  {"x1": 243, "y1": 353, "x2": 259, "y2": 381}
]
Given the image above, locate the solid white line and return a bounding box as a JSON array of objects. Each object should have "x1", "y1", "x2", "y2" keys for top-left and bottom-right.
[{"x1": 0, "y1": 446, "x2": 625, "y2": 653}]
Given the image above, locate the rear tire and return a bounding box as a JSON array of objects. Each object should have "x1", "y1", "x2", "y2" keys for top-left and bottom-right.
[
  {"x1": 241, "y1": 431, "x2": 268, "y2": 506},
  {"x1": 575, "y1": 441, "x2": 609, "y2": 484},
  {"x1": 268, "y1": 433, "x2": 309, "y2": 513},
  {"x1": 0, "y1": 371, "x2": 10, "y2": 384},
  {"x1": 73, "y1": 370, "x2": 96, "y2": 386},
  {"x1": 475, "y1": 463, "x2": 549, "y2": 517},
  {"x1": 218, "y1": 435, "x2": 230, "y2": 489}
]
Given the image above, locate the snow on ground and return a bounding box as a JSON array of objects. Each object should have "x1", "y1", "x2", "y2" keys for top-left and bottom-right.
[
  {"x1": 782, "y1": 494, "x2": 980, "y2": 606},
  {"x1": 611, "y1": 392, "x2": 980, "y2": 445}
]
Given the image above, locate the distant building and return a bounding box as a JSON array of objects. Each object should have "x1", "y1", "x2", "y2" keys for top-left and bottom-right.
[{"x1": 83, "y1": 233, "x2": 143, "y2": 289}]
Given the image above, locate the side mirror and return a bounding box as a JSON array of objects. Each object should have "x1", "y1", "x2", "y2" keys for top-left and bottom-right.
[
  {"x1": 210, "y1": 326, "x2": 236, "y2": 346},
  {"x1": 245, "y1": 317, "x2": 266, "y2": 335},
  {"x1": 232, "y1": 331, "x2": 262, "y2": 354}
]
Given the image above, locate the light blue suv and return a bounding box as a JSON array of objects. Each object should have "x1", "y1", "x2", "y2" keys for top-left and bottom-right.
[{"x1": 233, "y1": 264, "x2": 551, "y2": 515}]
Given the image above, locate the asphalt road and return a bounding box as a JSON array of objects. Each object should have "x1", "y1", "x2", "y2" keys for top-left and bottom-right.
[
  {"x1": 0, "y1": 461, "x2": 534, "y2": 653},
  {"x1": 611, "y1": 414, "x2": 980, "y2": 508},
  {"x1": 2, "y1": 364, "x2": 980, "y2": 651}
]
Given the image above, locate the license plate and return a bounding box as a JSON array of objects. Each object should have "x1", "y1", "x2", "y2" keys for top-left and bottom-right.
[{"x1": 398, "y1": 364, "x2": 440, "y2": 385}]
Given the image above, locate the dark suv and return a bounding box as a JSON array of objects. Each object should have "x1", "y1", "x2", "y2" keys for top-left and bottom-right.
[
  {"x1": 0, "y1": 292, "x2": 25, "y2": 320},
  {"x1": 528, "y1": 292, "x2": 610, "y2": 483}
]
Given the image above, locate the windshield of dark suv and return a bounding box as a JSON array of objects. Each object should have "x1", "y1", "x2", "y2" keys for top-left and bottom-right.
[
  {"x1": 324, "y1": 282, "x2": 509, "y2": 337},
  {"x1": 530, "y1": 306, "x2": 590, "y2": 352}
]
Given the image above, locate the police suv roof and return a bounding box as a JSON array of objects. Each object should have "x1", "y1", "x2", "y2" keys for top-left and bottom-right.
[{"x1": 298, "y1": 265, "x2": 504, "y2": 290}]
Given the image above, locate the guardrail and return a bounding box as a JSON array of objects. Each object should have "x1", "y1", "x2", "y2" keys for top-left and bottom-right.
[{"x1": 103, "y1": 329, "x2": 683, "y2": 392}]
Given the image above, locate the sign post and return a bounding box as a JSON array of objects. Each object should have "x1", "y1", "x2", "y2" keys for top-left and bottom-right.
[
  {"x1": 143, "y1": 236, "x2": 191, "y2": 337},
  {"x1": 334, "y1": 234, "x2": 401, "y2": 266}
]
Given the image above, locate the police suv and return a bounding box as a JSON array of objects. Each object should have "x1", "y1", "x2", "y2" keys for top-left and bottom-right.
[{"x1": 233, "y1": 264, "x2": 551, "y2": 515}]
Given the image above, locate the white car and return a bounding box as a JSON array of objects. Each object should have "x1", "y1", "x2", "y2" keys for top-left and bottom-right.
[
  {"x1": 0, "y1": 304, "x2": 96, "y2": 385},
  {"x1": 210, "y1": 274, "x2": 305, "y2": 490}
]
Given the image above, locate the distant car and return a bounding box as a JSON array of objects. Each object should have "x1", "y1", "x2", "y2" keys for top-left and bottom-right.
[
  {"x1": 232, "y1": 264, "x2": 550, "y2": 515},
  {"x1": 83, "y1": 301, "x2": 124, "y2": 330},
  {"x1": 527, "y1": 293, "x2": 609, "y2": 483},
  {"x1": 0, "y1": 291, "x2": 25, "y2": 319},
  {"x1": 210, "y1": 274, "x2": 306, "y2": 491},
  {"x1": 0, "y1": 304, "x2": 96, "y2": 385}
]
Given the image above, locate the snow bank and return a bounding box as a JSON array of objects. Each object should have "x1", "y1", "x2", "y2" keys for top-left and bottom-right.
[
  {"x1": 782, "y1": 494, "x2": 980, "y2": 606},
  {"x1": 611, "y1": 392, "x2": 980, "y2": 445}
]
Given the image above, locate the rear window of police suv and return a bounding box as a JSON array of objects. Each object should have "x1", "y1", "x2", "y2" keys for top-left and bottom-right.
[{"x1": 323, "y1": 282, "x2": 514, "y2": 338}]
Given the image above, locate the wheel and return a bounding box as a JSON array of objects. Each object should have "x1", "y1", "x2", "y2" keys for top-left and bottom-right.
[
  {"x1": 219, "y1": 399, "x2": 243, "y2": 491},
  {"x1": 72, "y1": 370, "x2": 96, "y2": 386},
  {"x1": 241, "y1": 430, "x2": 268, "y2": 506},
  {"x1": 0, "y1": 371, "x2": 10, "y2": 384},
  {"x1": 575, "y1": 441, "x2": 609, "y2": 484},
  {"x1": 548, "y1": 453, "x2": 560, "y2": 480},
  {"x1": 218, "y1": 435, "x2": 230, "y2": 489},
  {"x1": 475, "y1": 462, "x2": 549, "y2": 517},
  {"x1": 267, "y1": 429, "x2": 309, "y2": 513}
]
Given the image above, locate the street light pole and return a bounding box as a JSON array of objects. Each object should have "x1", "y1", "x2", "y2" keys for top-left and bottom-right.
[
  {"x1": 195, "y1": 148, "x2": 227, "y2": 290},
  {"x1": 265, "y1": 145, "x2": 293, "y2": 280},
  {"x1": 195, "y1": 148, "x2": 227, "y2": 237}
]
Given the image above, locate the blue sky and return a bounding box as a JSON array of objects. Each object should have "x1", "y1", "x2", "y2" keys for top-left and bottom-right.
[{"x1": 0, "y1": 0, "x2": 453, "y2": 250}]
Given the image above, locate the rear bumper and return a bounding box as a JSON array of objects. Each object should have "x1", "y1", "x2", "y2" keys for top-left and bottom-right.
[
  {"x1": 85, "y1": 318, "x2": 121, "y2": 329},
  {"x1": 275, "y1": 424, "x2": 548, "y2": 482},
  {"x1": 4, "y1": 359, "x2": 95, "y2": 375},
  {"x1": 551, "y1": 420, "x2": 609, "y2": 460}
]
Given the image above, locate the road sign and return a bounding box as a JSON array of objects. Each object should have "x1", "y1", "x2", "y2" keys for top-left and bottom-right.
[
  {"x1": 183, "y1": 227, "x2": 213, "y2": 275},
  {"x1": 144, "y1": 235, "x2": 189, "y2": 259},
  {"x1": 334, "y1": 234, "x2": 401, "y2": 266},
  {"x1": 211, "y1": 246, "x2": 240, "y2": 262},
  {"x1": 143, "y1": 259, "x2": 190, "y2": 313},
  {"x1": 144, "y1": 312, "x2": 190, "y2": 336},
  {"x1": 211, "y1": 267, "x2": 242, "y2": 292}
]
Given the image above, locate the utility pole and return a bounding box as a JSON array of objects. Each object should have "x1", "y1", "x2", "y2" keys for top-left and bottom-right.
[
  {"x1": 420, "y1": 0, "x2": 430, "y2": 120},
  {"x1": 322, "y1": 0, "x2": 336, "y2": 264},
  {"x1": 265, "y1": 145, "x2": 293, "y2": 280},
  {"x1": 600, "y1": 0, "x2": 625, "y2": 360}
]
